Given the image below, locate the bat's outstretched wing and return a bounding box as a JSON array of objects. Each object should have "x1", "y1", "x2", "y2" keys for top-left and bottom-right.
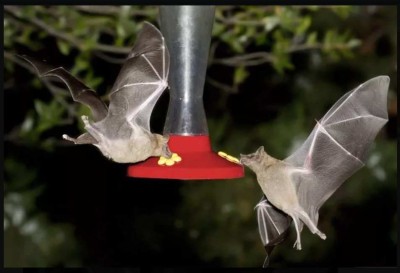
[
  {"x1": 255, "y1": 195, "x2": 291, "y2": 267},
  {"x1": 285, "y1": 76, "x2": 389, "y2": 222},
  {"x1": 18, "y1": 55, "x2": 108, "y2": 122},
  {"x1": 107, "y1": 22, "x2": 169, "y2": 131}
]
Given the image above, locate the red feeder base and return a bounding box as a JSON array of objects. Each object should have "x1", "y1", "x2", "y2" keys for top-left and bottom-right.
[{"x1": 127, "y1": 135, "x2": 244, "y2": 180}]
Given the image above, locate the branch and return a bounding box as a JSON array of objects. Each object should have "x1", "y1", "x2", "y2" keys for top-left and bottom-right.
[
  {"x1": 212, "y1": 52, "x2": 275, "y2": 67},
  {"x1": 211, "y1": 44, "x2": 325, "y2": 67},
  {"x1": 72, "y1": 5, "x2": 157, "y2": 17},
  {"x1": 206, "y1": 76, "x2": 238, "y2": 94},
  {"x1": 5, "y1": 6, "x2": 131, "y2": 55},
  {"x1": 93, "y1": 51, "x2": 127, "y2": 64},
  {"x1": 215, "y1": 6, "x2": 275, "y2": 27},
  {"x1": 287, "y1": 43, "x2": 322, "y2": 53},
  {"x1": 72, "y1": 5, "x2": 123, "y2": 15}
]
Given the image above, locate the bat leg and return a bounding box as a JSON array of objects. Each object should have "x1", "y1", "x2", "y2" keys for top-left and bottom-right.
[
  {"x1": 296, "y1": 209, "x2": 326, "y2": 240},
  {"x1": 62, "y1": 134, "x2": 78, "y2": 143},
  {"x1": 290, "y1": 215, "x2": 303, "y2": 250},
  {"x1": 289, "y1": 208, "x2": 326, "y2": 250},
  {"x1": 62, "y1": 133, "x2": 98, "y2": 144},
  {"x1": 62, "y1": 133, "x2": 97, "y2": 144}
]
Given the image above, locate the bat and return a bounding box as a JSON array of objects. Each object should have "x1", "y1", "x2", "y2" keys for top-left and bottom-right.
[
  {"x1": 240, "y1": 76, "x2": 389, "y2": 266},
  {"x1": 19, "y1": 22, "x2": 172, "y2": 163}
]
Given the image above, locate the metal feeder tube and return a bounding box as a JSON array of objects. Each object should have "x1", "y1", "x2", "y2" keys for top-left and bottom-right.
[{"x1": 128, "y1": 6, "x2": 244, "y2": 180}]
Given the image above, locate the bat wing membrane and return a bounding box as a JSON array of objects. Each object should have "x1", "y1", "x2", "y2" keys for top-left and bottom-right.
[
  {"x1": 107, "y1": 22, "x2": 170, "y2": 131},
  {"x1": 285, "y1": 76, "x2": 389, "y2": 219},
  {"x1": 254, "y1": 76, "x2": 389, "y2": 265},
  {"x1": 18, "y1": 55, "x2": 108, "y2": 122},
  {"x1": 255, "y1": 195, "x2": 291, "y2": 267}
]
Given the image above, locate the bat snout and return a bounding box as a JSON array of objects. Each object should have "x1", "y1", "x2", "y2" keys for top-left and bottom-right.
[{"x1": 239, "y1": 154, "x2": 248, "y2": 165}]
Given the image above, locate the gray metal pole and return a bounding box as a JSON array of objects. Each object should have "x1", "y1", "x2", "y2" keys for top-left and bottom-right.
[{"x1": 159, "y1": 6, "x2": 215, "y2": 135}]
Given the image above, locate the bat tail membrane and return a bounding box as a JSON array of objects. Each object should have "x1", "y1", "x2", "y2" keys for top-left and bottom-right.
[
  {"x1": 17, "y1": 55, "x2": 108, "y2": 122},
  {"x1": 255, "y1": 195, "x2": 291, "y2": 267}
]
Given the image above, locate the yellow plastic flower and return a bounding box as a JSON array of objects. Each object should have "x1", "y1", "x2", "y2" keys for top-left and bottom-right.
[
  {"x1": 158, "y1": 153, "x2": 182, "y2": 166},
  {"x1": 218, "y1": 151, "x2": 241, "y2": 164}
]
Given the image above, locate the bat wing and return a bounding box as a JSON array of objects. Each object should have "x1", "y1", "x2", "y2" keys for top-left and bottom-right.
[
  {"x1": 106, "y1": 22, "x2": 169, "y2": 131},
  {"x1": 285, "y1": 76, "x2": 389, "y2": 221},
  {"x1": 18, "y1": 55, "x2": 108, "y2": 122},
  {"x1": 255, "y1": 195, "x2": 291, "y2": 267}
]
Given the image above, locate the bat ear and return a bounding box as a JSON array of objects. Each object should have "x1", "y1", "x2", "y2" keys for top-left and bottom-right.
[{"x1": 257, "y1": 146, "x2": 265, "y2": 154}]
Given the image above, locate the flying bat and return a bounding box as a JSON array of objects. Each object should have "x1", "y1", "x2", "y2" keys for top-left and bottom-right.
[
  {"x1": 20, "y1": 22, "x2": 172, "y2": 163},
  {"x1": 240, "y1": 76, "x2": 389, "y2": 266}
]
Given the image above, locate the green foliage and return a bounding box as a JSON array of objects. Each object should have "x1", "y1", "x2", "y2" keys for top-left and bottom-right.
[
  {"x1": 4, "y1": 158, "x2": 81, "y2": 267},
  {"x1": 233, "y1": 66, "x2": 249, "y2": 85},
  {"x1": 18, "y1": 99, "x2": 66, "y2": 149},
  {"x1": 212, "y1": 6, "x2": 360, "y2": 82},
  {"x1": 271, "y1": 30, "x2": 295, "y2": 73}
]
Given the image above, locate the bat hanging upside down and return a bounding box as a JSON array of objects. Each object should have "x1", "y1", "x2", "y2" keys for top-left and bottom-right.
[
  {"x1": 240, "y1": 76, "x2": 389, "y2": 266},
  {"x1": 20, "y1": 22, "x2": 173, "y2": 164}
]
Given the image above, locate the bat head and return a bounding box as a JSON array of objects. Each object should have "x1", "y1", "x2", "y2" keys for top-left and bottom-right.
[{"x1": 240, "y1": 146, "x2": 267, "y2": 170}]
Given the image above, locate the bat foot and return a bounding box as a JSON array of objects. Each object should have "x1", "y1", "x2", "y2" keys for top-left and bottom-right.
[
  {"x1": 62, "y1": 134, "x2": 77, "y2": 144},
  {"x1": 316, "y1": 230, "x2": 326, "y2": 240},
  {"x1": 293, "y1": 240, "x2": 302, "y2": 250}
]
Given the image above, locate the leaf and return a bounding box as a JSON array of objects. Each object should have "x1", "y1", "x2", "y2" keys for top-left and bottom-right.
[
  {"x1": 306, "y1": 32, "x2": 318, "y2": 46},
  {"x1": 34, "y1": 100, "x2": 45, "y2": 116},
  {"x1": 71, "y1": 55, "x2": 89, "y2": 75},
  {"x1": 231, "y1": 40, "x2": 245, "y2": 54},
  {"x1": 322, "y1": 29, "x2": 338, "y2": 52},
  {"x1": 295, "y1": 16, "x2": 311, "y2": 35},
  {"x1": 4, "y1": 158, "x2": 37, "y2": 191},
  {"x1": 263, "y1": 16, "x2": 280, "y2": 32},
  {"x1": 33, "y1": 99, "x2": 66, "y2": 135},
  {"x1": 271, "y1": 30, "x2": 294, "y2": 74},
  {"x1": 57, "y1": 40, "x2": 71, "y2": 55},
  {"x1": 213, "y1": 22, "x2": 225, "y2": 36},
  {"x1": 331, "y1": 6, "x2": 354, "y2": 19},
  {"x1": 20, "y1": 114, "x2": 35, "y2": 133},
  {"x1": 234, "y1": 66, "x2": 249, "y2": 85},
  {"x1": 346, "y1": 38, "x2": 361, "y2": 48}
]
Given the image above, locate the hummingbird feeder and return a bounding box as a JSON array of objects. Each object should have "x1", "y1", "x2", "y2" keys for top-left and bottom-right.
[{"x1": 128, "y1": 6, "x2": 244, "y2": 180}]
